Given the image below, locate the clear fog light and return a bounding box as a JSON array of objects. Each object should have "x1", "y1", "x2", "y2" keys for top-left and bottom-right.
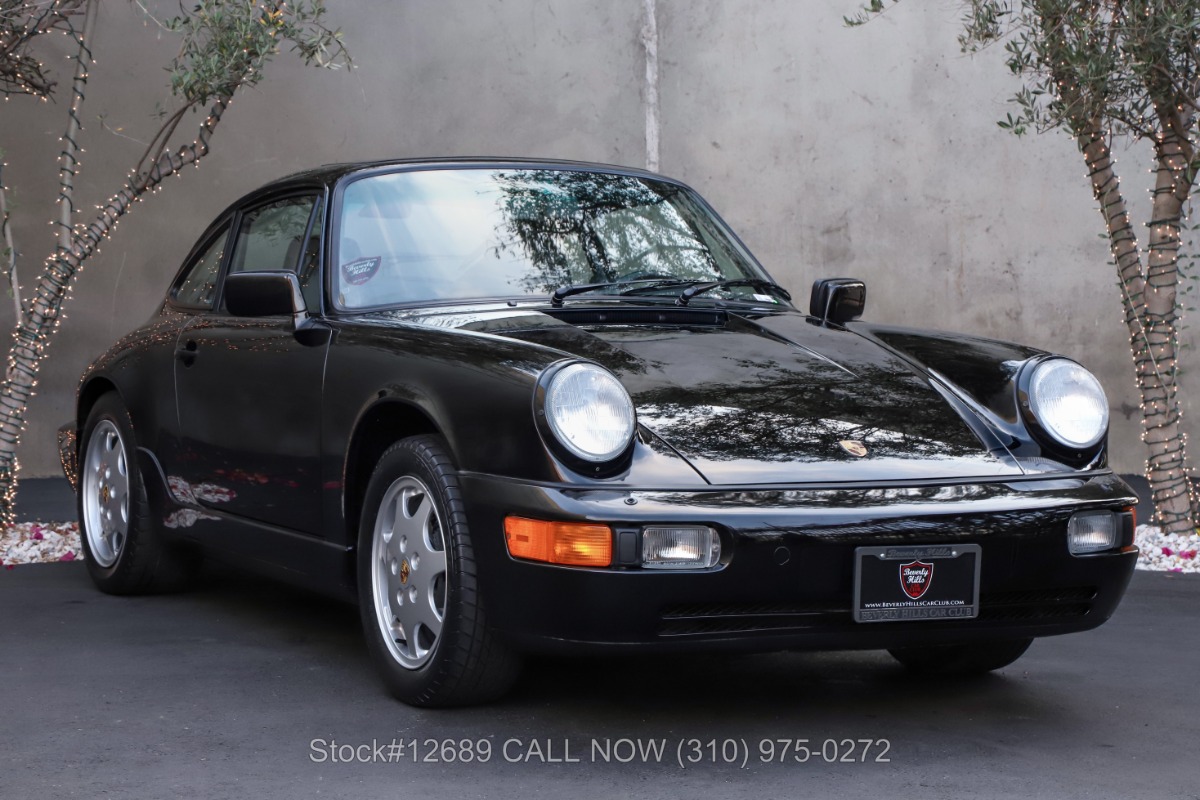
[
  {"x1": 642, "y1": 526, "x2": 721, "y2": 569},
  {"x1": 1067, "y1": 511, "x2": 1118, "y2": 555}
]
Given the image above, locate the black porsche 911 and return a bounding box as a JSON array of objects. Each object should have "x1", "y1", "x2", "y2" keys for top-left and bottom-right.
[{"x1": 59, "y1": 158, "x2": 1138, "y2": 707}]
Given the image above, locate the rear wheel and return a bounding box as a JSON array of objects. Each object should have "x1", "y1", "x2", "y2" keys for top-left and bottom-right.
[
  {"x1": 357, "y1": 435, "x2": 520, "y2": 707},
  {"x1": 888, "y1": 638, "x2": 1033, "y2": 676},
  {"x1": 78, "y1": 393, "x2": 199, "y2": 594}
]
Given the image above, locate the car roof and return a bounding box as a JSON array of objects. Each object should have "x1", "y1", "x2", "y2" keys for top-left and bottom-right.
[
  {"x1": 192, "y1": 157, "x2": 696, "y2": 290},
  {"x1": 245, "y1": 156, "x2": 676, "y2": 198},
  {"x1": 211, "y1": 157, "x2": 686, "y2": 229}
]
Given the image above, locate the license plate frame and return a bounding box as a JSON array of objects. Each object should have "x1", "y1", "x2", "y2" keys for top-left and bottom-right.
[{"x1": 853, "y1": 544, "x2": 981, "y2": 623}]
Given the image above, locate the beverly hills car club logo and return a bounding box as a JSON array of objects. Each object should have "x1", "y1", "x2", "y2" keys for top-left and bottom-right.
[{"x1": 900, "y1": 560, "x2": 934, "y2": 599}]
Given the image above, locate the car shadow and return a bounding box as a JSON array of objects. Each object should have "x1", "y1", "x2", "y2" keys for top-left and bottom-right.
[
  {"x1": 509, "y1": 651, "x2": 1062, "y2": 723},
  {"x1": 175, "y1": 562, "x2": 1072, "y2": 731}
]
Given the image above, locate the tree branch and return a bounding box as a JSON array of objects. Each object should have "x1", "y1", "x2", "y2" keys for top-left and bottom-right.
[
  {"x1": 0, "y1": 0, "x2": 88, "y2": 99},
  {"x1": 131, "y1": 103, "x2": 192, "y2": 183},
  {"x1": 55, "y1": 0, "x2": 96, "y2": 255}
]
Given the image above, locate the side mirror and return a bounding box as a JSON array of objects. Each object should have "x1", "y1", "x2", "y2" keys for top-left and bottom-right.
[
  {"x1": 809, "y1": 278, "x2": 866, "y2": 326},
  {"x1": 225, "y1": 271, "x2": 306, "y2": 318}
]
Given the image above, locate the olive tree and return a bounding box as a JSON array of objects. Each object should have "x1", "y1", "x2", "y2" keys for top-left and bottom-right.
[
  {"x1": 849, "y1": 1, "x2": 1200, "y2": 534},
  {"x1": 1, "y1": 0, "x2": 91, "y2": 318},
  {"x1": 0, "y1": 1, "x2": 347, "y2": 522}
]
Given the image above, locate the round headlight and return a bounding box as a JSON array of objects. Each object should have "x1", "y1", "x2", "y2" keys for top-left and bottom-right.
[
  {"x1": 543, "y1": 363, "x2": 636, "y2": 462},
  {"x1": 1028, "y1": 358, "x2": 1109, "y2": 449}
]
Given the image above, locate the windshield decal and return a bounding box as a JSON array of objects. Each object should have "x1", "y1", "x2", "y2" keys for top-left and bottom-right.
[{"x1": 342, "y1": 256, "x2": 382, "y2": 286}]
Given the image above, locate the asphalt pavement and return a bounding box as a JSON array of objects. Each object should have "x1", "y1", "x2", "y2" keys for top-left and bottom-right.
[
  {"x1": 12, "y1": 477, "x2": 78, "y2": 523},
  {"x1": 2, "y1": 475, "x2": 1196, "y2": 799}
]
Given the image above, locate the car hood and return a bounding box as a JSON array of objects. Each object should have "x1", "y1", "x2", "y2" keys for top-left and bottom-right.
[{"x1": 372, "y1": 304, "x2": 1025, "y2": 485}]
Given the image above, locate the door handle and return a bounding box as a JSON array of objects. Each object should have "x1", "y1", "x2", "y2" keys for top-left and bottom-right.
[{"x1": 175, "y1": 339, "x2": 198, "y2": 366}]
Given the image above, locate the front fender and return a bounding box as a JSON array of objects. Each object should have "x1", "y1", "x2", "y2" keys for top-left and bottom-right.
[
  {"x1": 849, "y1": 323, "x2": 1105, "y2": 469},
  {"x1": 851, "y1": 323, "x2": 1043, "y2": 424},
  {"x1": 324, "y1": 320, "x2": 707, "y2": 488}
]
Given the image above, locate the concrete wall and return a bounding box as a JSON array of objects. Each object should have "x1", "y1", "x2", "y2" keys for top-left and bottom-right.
[{"x1": 0, "y1": 0, "x2": 1175, "y2": 478}]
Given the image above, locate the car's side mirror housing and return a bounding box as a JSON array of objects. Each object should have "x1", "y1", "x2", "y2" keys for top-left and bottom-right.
[
  {"x1": 809, "y1": 278, "x2": 866, "y2": 326},
  {"x1": 225, "y1": 271, "x2": 306, "y2": 318}
]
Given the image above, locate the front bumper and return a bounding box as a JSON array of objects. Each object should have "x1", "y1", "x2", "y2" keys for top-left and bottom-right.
[{"x1": 459, "y1": 471, "x2": 1138, "y2": 654}]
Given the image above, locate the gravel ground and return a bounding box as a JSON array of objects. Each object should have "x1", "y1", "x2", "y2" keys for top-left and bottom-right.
[
  {"x1": 1132, "y1": 524, "x2": 1200, "y2": 572},
  {"x1": 1, "y1": 520, "x2": 1194, "y2": 572},
  {"x1": 0, "y1": 521, "x2": 79, "y2": 567}
]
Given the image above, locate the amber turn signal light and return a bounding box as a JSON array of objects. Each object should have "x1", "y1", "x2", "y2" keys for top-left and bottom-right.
[{"x1": 504, "y1": 517, "x2": 613, "y2": 567}]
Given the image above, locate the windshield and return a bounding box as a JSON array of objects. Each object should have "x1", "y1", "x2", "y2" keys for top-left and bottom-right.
[{"x1": 333, "y1": 167, "x2": 770, "y2": 309}]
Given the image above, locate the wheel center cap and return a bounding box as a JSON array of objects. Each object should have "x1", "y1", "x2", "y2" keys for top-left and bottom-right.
[
  {"x1": 399, "y1": 559, "x2": 410, "y2": 585},
  {"x1": 99, "y1": 484, "x2": 110, "y2": 504}
]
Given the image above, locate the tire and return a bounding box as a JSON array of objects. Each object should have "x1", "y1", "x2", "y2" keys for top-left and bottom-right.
[
  {"x1": 888, "y1": 638, "x2": 1033, "y2": 676},
  {"x1": 78, "y1": 392, "x2": 200, "y2": 594},
  {"x1": 357, "y1": 435, "x2": 520, "y2": 707}
]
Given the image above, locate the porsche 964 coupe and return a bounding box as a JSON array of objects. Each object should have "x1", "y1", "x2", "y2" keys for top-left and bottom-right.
[{"x1": 59, "y1": 159, "x2": 1138, "y2": 707}]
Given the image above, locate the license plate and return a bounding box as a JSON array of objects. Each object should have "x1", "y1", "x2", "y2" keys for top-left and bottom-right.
[{"x1": 853, "y1": 544, "x2": 981, "y2": 623}]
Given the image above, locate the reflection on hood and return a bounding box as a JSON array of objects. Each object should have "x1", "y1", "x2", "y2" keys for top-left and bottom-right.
[{"x1": 396, "y1": 305, "x2": 1024, "y2": 484}]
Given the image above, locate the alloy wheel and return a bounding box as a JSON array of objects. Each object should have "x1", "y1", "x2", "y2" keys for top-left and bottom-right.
[
  {"x1": 82, "y1": 419, "x2": 130, "y2": 568},
  {"x1": 369, "y1": 475, "x2": 448, "y2": 669}
]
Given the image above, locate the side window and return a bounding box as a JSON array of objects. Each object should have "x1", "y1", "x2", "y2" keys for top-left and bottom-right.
[
  {"x1": 227, "y1": 195, "x2": 319, "y2": 308},
  {"x1": 173, "y1": 225, "x2": 229, "y2": 309}
]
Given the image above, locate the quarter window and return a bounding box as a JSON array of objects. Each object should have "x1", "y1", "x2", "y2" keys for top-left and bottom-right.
[{"x1": 173, "y1": 225, "x2": 229, "y2": 309}]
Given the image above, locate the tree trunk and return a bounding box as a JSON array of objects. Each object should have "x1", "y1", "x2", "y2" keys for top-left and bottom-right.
[
  {"x1": 0, "y1": 160, "x2": 19, "y2": 320},
  {"x1": 1080, "y1": 128, "x2": 1195, "y2": 533},
  {"x1": 56, "y1": 0, "x2": 97, "y2": 254},
  {"x1": 0, "y1": 98, "x2": 229, "y2": 523}
]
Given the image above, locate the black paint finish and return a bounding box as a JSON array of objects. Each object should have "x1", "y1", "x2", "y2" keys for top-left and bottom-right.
[{"x1": 62, "y1": 158, "x2": 1137, "y2": 650}]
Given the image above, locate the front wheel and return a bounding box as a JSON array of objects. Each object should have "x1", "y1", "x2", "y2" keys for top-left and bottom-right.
[
  {"x1": 357, "y1": 435, "x2": 520, "y2": 707},
  {"x1": 888, "y1": 638, "x2": 1033, "y2": 676}
]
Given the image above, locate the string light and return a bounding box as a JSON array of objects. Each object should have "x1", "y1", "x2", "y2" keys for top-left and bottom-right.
[
  {"x1": 0, "y1": 1, "x2": 85, "y2": 98},
  {"x1": 989, "y1": 4, "x2": 1200, "y2": 536},
  {"x1": 1093, "y1": 122, "x2": 1198, "y2": 534},
  {"x1": 0, "y1": 1, "x2": 345, "y2": 524},
  {"x1": 0, "y1": 7, "x2": 229, "y2": 522}
]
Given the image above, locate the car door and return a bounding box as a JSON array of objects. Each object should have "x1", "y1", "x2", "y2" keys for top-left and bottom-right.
[{"x1": 173, "y1": 191, "x2": 330, "y2": 536}]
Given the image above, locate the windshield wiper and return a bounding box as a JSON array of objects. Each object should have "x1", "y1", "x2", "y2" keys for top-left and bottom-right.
[
  {"x1": 550, "y1": 277, "x2": 789, "y2": 307},
  {"x1": 676, "y1": 279, "x2": 791, "y2": 306},
  {"x1": 550, "y1": 278, "x2": 691, "y2": 307},
  {"x1": 617, "y1": 278, "x2": 700, "y2": 296}
]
